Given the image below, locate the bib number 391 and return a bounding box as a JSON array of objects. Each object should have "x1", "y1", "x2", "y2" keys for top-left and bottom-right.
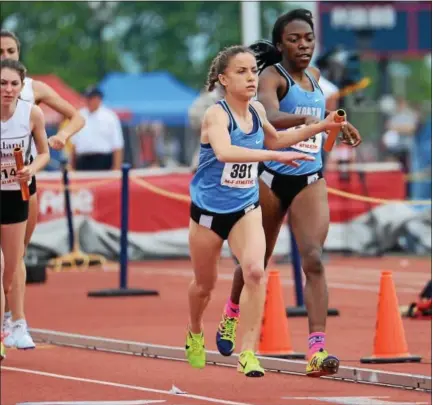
[{"x1": 221, "y1": 162, "x2": 258, "y2": 188}]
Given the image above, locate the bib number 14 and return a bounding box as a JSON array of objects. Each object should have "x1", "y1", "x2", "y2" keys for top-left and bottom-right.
[{"x1": 1, "y1": 166, "x2": 17, "y2": 185}]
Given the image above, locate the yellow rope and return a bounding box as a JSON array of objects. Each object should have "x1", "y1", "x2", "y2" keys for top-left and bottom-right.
[
  {"x1": 36, "y1": 178, "x2": 117, "y2": 191},
  {"x1": 130, "y1": 177, "x2": 431, "y2": 206},
  {"x1": 404, "y1": 170, "x2": 432, "y2": 182},
  {"x1": 130, "y1": 176, "x2": 191, "y2": 203},
  {"x1": 35, "y1": 173, "x2": 431, "y2": 206},
  {"x1": 326, "y1": 187, "x2": 431, "y2": 205}
]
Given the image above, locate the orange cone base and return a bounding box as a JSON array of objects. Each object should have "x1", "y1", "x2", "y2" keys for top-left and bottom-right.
[
  {"x1": 257, "y1": 350, "x2": 306, "y2": 360},
  {"x1": 360, "y1": 354, "x2": 422, "y2": 364}
]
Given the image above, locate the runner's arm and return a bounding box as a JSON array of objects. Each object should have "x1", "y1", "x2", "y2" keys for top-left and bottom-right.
[{"x1": 205, "y1": 105, "x2": 281, "y2": 163}]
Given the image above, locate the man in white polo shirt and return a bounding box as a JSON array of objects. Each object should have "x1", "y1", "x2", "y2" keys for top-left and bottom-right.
[{"x1": 70, "y1": 87, "x2": 124, "y2": 171}]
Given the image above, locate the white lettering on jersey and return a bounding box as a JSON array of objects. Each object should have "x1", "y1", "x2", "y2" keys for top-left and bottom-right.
[{"x1": 289, "y1": 107, "x2": 324, "y2": 153}]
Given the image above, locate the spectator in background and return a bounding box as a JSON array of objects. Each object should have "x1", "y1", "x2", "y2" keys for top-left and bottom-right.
[
  {"x1": 382, "y1": 96, "x2": 419, "y2": 174},
  {"x1": 70, "y1": 87, "x2": 124, "y2": 171},
  {"x1": 137, "y1": 121, "x2": 166, "y2": 168}
]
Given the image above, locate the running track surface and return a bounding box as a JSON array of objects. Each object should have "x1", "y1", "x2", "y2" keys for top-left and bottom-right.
[{"x1": 2, "y1": 255, "x2": 432, "y2": 405}]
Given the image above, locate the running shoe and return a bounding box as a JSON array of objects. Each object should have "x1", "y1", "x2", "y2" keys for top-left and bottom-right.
[
  {"x1": 306, "y1": 348, "x2": 340, "y2": 377},
  {"x1": 185, "y1": 329, "x2": 205, "y2": 369},
  {"x1": 237, "y1": 350, "x2": 265, "y2": 377},
  {"x1": 4, "y1": 319, "x2": 35, "y2": 349},
  {"x1": 216, "y1": 314, "x2": 239, "y2": 356},
  {"x1": 0, "y1": 334, "x2": 6, "y2": 361},
  {"x1": 2, "y1": 312, "x2": 12, "y2": 337}
]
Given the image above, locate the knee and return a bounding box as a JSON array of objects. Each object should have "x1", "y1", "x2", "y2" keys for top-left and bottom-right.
[
  {"x1": 301, "y1": 246, "x2": 324, "y2": 276},
  {"x1": 3, "y1": 276, "x2": 13, "y2": 295},
  {"x1": 243, "y1": 262, "x2": 265, "y2": 287},
  {"x1": 194, "y1": 277, "x2": 216, "y2": 298}
]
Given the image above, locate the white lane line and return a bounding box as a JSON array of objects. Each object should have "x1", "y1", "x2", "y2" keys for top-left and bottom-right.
[
  {"x1": 282, "y1": 397, "x2": 429, "y2": 405},
  {"x1": 4, "y1": 367, "x2": 255, "y2": 405},
  {"x1": 125, "y1": 267, "x2": 422, "y2": 294},
  {"x1": 18, "y1": 401, "x2": 166, "y2": 405}
]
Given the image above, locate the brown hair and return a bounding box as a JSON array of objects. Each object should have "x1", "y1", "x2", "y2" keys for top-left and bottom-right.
[
  {"x1": 206, "y1": 45, "x2": 256, "y2": 92},
  {"x1": 0, "y1": 30, "x2": 21, "y2": 52},
  {"x1": 1, "y1": 58, "x2": 27, "y2": 83}
]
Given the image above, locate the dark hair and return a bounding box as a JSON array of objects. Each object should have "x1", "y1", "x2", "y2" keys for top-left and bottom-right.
[
  {"x1": 83, "y1": 86, "x2": 104, "y2": 99},
  {"x1": 249, "y1": 8, "x2": 314, "y2": 73},
  {"x1": 0, "y1": 30, "x2": 21, "y2": 52},
  {"x1": 206, "y1": 45, "x2": 256, "y2": 92},
  {"x1": 1, "y1": 58, "x2": 27, "y2": 83}
]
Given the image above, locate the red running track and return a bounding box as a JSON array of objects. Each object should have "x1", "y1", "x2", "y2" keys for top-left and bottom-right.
[
  {"x1": 2, "y1": 346, "x2": 431, "y2": 405},
  {"x1": 1, "y1": 255, "x2": 431, "y2": 405}
]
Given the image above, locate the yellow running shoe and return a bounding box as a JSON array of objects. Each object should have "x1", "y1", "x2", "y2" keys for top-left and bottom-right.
[
  {"x1": 185, "y1": 330, "x2": 205, "y2": 369},
  {"x1": 0, "y1": 341, "x2": 5, "y2": 361},
  {"x1": 237, "y1": 350, "x2": 265, "y2": 377},
  {"x1": 306, "y1": 348, "x2": 339, "y2": 377}
]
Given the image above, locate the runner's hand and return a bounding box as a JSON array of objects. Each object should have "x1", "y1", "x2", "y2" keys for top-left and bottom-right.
[{"x1": 275, "y1": 151, "x2": 315, "y2": 167}]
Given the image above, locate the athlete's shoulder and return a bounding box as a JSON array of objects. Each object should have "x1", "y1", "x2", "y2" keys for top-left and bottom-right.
[
  {"x1": 261, "y1": 64, "x2": 280, "y2": 79},
  {"x1": 250, "y1": 100, "x2": 266, "y2": 118},
  {"x1": 203, "y1": 102, "x2": 229, "y2": 125},
  {"x1": 30, "y1": 104, "x2": 44, "y2": 121},
  {"x1": 307, "y1": 66, "x2": 320, "y2": 81},
  {"x1": 32, "y1": 79, "x2": 58, "y2": 103},
  {"x1": 260, "y1": 64, "x2": 286, "y2": 92}
]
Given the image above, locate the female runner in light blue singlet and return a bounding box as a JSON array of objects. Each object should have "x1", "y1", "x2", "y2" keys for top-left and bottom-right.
[
  {"x1": 186, "y1": 44, "x2": 345, "y2": 378},
  {"x1": 217, "y1": 9, "x2": 362, "y2": 378}
]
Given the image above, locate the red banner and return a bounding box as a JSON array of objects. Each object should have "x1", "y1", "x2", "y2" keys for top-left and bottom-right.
[{"x1": 35, "y1": 164, "x2": 405, "y2": 231}]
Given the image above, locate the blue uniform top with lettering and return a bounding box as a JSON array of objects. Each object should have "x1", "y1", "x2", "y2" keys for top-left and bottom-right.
[
  {"x1": 264, "y1": 64, "x2": 325, "y2": 176},
  {"x1": 190, "y1": 100, "x2": 264, "y2": 214}
]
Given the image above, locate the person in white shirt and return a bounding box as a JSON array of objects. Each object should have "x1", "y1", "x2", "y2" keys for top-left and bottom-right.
[
  {"x1": 0, "y1": 59, "x2": 50, "y2": 360},
  {"x1": 70, "y1": 87, "x2": 124, "y2": 171},
  {"x1": 1, "y1": 30, "x2": 85, "y2": 351}
]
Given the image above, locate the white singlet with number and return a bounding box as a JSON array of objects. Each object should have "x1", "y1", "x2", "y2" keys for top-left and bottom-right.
[
  {"x1": 287, "y1": 124, "x2": 323, "y2": 154},
  {"x1": 221, "y1": 162, "x2": 258, "y2": 188},
  {"x1": 1, "y1": 99, "x2": 33, "y2": 191}
]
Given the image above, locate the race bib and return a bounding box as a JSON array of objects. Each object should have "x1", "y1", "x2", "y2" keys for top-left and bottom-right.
[
  {"x1": 221, "y1": 162, "x2": 258, "y2": 188},
  {"x1": 1, "y1": 159, "x2": 19, "y2": 190},
  {"x1": 288, "y1": 125, "x2": 323, "y2": 153}
]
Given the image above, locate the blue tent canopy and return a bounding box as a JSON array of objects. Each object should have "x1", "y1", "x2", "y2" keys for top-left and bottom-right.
[{"x1": 98, "y1": 71, "x2": 199, "y2": 126}]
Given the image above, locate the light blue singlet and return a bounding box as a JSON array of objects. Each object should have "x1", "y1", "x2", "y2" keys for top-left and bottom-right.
[
  {"x1": 264, "y1": 63, "x2": 326, "y2": 176},
  {"x1": 190, "y1": 100, "x2": 264, "y2": 213}
]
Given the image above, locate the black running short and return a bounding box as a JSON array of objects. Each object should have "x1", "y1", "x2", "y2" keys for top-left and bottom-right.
[
  {"x1": 1, "y1": 176, "x2": 37, "y2": 225},
  {"x1": 29, "y1": 175, "x2": 37, "y2": 195},
  {"x1": 258, "y1": 163, "x2": 323, "y2": 212},
  {"x1": 190, "y1": 201, "x2": 260, "y2": 240}
]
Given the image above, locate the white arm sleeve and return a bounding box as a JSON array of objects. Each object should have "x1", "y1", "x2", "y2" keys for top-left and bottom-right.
[{"x1": 110, "y1": 112, "x2": 124, "y2": 150}]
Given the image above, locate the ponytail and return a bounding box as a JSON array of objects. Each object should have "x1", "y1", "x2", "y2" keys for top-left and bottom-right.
[{"x1": 249, "y1": 40, "x2": 282, "y2": 74}]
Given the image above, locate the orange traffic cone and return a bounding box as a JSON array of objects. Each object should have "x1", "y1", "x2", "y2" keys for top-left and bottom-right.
[
  {"x1": 257, "y1": 269, "x2": 305, "y2": 359},
  {"x1": 361, "y1": 271, "x2": 422, "y2": 364}
]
